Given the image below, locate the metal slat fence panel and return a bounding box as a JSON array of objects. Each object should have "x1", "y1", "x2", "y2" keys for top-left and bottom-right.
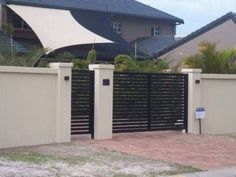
[
  {"x1": 113, "y1": 72, "x2": 188, "y2": 133},
  {"x1": 113, "y1": 73, "x2": 149, "y2": 133},
  {"x1": 149, "y1": 74, "x2": 187, "y2": 131},
  {"x1": 71, "y1": 70, "x2": 94, "y2": 136}
]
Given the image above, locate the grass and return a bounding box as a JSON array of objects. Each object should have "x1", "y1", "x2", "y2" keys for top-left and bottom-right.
[
  {"x1": 0, "y1": 144, "x2": 201, "y2": 177},
  {"x1": 3, "y1": 152, "x2": 55, "y2": 164},
  {"x1": 2, "y1": 152, "x2": 90, "y2": 165},
  {"x1": 158, "y1": 165, "x2": 202, "y2": 176},
  {"x1": 113, "y1": 174, "x2": 137, "y2": 177}
]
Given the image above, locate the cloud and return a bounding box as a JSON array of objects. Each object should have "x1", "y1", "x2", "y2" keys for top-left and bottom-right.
[{"x1": 137, "y1": 0, "x2": 236, "y2": 36}]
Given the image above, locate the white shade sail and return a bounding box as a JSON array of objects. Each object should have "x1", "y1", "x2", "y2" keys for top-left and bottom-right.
[{"x1": 7, "y1": 4, "x2": 113, "y2": 52}]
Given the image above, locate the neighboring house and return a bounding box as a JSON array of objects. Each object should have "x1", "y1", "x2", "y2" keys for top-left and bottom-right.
[
  {"x1": 155, "y1": 12, "x2": 236, "y2": 66},
  {"x1": 0, "y1": 30, "x2": 28, "y2": 53},
  {"x1": 131, "y1": 36, "x2": 176, "y2": 57},
  {"x1": 0, "y1": 0, "x2": 183, "y2": 60}
]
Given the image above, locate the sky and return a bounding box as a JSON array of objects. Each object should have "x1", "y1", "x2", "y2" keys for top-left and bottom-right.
[{"x1": 137, "y1": 0, "x2": 236, "y2": 37}]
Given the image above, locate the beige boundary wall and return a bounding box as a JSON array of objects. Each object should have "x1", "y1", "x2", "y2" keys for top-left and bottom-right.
[
  {"x1": 0, "y1": 63, "x2": 72, "y2": 149},
  {"x1": 183, "y1": 69, "x2": 236, "y2": 135}
]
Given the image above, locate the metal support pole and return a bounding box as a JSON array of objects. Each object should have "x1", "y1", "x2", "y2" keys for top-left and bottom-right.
[
  {"x1": 134, "y1": 41, "x2": 137, "y2": 59},
  {"x1": 199, "y1": 119, "x2": 202, "y2": 134}
]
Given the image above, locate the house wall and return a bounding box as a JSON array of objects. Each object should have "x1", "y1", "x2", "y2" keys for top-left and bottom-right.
[
  {"x1": 0, "y1": 3, "x2": 7, "y2": 29},
  {"x1": 112, "y1": 16, "x2": 175, "y2": 42},
  {"x1": 161, "y1": 19, "x2": 236, "y2": 66},
  {"x1": 0, "y1": 3, "x2": 2, "y2": 29},
  {"x1": 6, "y1": 7, "x2": 38, "y2": 39},
  {"x1": 3, "y1": 6, "x2": 176, "y2": 43},
  {"x1": 0, "y1": 63, "x2": 72, "y2": 149},
  {"x1": 183, "y1": 69, "x2": 236, "y2": 135}
]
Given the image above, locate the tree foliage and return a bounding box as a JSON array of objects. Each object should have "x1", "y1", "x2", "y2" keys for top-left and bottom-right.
[
  {"x1": 55, "y1": 52, "x2": 75, "y2": 61},
  {"x1": 72, "y1": 50, "x2": 96, "y2": 70},
  {"x1": 73, "y1": 53, "x2": 169, "y2": 72},
  {"x1": 114, "y1": 55, "x2": 169, "y2": 73},
  {"x1": 114, "y1": 55, "x2": 138, "y2": 72},
  {"x1": 183, "y1": 42, "x2": 236, "y2": 73}
]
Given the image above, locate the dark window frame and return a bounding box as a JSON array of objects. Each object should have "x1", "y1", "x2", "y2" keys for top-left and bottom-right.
[
  {"x1": 112, "y1": 22, "x2": 122, "y2": 34},
  {"x1": 12, "y1": 13, "x2": 31, "y2": 30},
  {"x1": 151, "y1": 26, "x2": 161, "y2": 37}
]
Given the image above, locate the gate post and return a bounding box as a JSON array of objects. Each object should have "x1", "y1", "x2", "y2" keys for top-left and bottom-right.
[
  {"x1": 182, "y1": 69, "x2": 202, "y2": 134},
  {"x1": 49, "y1": 63, "x2": 73, "y2": 143},
  {"x1": 89, "y1": 64, "x2": 114, "y2": 139}
]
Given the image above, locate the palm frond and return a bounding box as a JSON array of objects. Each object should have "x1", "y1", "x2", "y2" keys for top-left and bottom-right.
[{"x1": 183, "y1": 42, "x2": 236, "y2": 73}]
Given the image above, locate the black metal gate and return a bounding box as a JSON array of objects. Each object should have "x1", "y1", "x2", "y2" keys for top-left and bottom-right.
[
  {"x1": 113, "y1": 72, "x2": 188, "y2": 133},
  {"x1": 71, "y1": 70, "x2": 94, "y2": 136}
]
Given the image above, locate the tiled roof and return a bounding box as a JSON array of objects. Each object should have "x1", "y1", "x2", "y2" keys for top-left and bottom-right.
[
  {"x1": 4, "y1": 0, "x2": 183, "y2": 23},
  {"x1": 155, "y1": 12, "x2": 236, "y2": 57}
]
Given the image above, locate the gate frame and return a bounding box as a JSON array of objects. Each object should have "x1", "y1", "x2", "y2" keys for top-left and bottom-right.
[
  {"x1": 89, "y1": 71, "x2": 95, "y2": 139},
  {"x1": 184, "y1": 73, "x2": 189, "y2": 133}
]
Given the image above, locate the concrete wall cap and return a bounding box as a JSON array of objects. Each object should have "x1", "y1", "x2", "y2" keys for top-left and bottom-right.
[
  {"x1": 0, "y1": 66, "x2": 57, "y2": 75},
  {"x1": 202, "y1": 74, "x2": 236, "y2": 80},
  {"x1": 181, "y1": 68, "x2": 202, "y2": 73},
  {"x1": 49, "y1": 63, "x2": 73, "y2": 68},
  {"x1": 89, "y1": 64, "x2": 114, "y2": 70}
]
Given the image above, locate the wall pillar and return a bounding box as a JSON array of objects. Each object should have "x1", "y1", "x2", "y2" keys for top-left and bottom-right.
[
  {"x1": 89, "y1": 64, "x2": 114, "y2": 139},
  {"x1": 182, "y1": 69, "x2": 202, "y2": 134},
  {"x1": 49, "y1": 63, "x2": 73, "y2": 143}
]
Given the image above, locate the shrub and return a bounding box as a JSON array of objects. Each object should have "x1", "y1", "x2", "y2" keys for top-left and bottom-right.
[
  {"x1": 55, "y1": 52, "x2": 75, "y2": 61},
  {"x1": 73, "y1": 50, "x2": 96, "y2": 70},
  {"x1": 114, "y1": 55, "x2": 138, "y2": 72},
  {"x1": 86, "y1": 50, "x2": 96, "y2": 64},
  {"x1": 114, "y1": 55, "x2": 169, "y2": 73}
]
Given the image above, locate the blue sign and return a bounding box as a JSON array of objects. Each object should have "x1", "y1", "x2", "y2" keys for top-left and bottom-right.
[{"x1": 196, "y1": 108, "x2": 205, "y2": 119}]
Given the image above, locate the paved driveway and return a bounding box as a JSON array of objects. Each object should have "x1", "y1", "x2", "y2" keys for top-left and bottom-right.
[{"x1": 74, "y1": 131, "x2": 236, "y2": 170}]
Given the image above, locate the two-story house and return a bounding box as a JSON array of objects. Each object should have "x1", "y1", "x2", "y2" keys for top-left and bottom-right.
[{"x1": 0, "y1": 0, "x2": 183, "y2": 60}]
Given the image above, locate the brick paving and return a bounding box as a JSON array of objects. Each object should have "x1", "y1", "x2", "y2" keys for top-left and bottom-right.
[{"x1": 73, "y1": 131, "x2": 236, "y2": 170}]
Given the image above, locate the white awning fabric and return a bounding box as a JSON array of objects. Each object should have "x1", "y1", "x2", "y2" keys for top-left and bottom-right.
[{"x1": 7, "y1": 4, "x2": 113, "y2": 52}]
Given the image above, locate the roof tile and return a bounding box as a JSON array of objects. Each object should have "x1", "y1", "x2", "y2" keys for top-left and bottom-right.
[{"x1": 4, "y1": 0, "x2": 183, "y2": 23}]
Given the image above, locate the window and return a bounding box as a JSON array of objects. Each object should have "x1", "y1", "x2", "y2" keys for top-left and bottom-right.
[
  {"x1": 12, "y1": 13, "x2": 31, "y2": 30},
  {"x1": 112, "y1": 22, "x2": 122, "y2": 34},
  {"x1": 151, "y1": 26, "x2": 161, "y2": 37}
]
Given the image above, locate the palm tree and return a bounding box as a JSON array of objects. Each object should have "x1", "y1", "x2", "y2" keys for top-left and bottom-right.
[
  {"x1": 183, "y1": 42, "x2": 236, "y2": 73},
  {"x1": 0, "y1": 48, "x2": 46, "y2": 67}
]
